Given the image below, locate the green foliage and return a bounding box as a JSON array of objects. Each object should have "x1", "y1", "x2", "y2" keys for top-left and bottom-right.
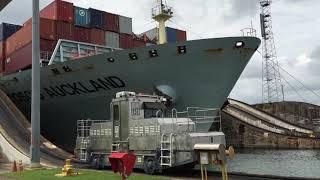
[{"x1": 1, "y1": 168, "x2": 169, "y2": 180}]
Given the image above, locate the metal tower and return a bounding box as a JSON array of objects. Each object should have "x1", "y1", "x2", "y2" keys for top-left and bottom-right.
[
  {"x1": 152, "y1": 0, "x2": 173, "y2": 44},
  {"x1": 260, "y1": 0, "x2": 283, "y2": 103}
]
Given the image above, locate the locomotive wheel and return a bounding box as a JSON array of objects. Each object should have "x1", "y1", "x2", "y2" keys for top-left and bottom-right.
[
  {"x1": 91, "y1": 155, "x2": 100, "y2": 169},
  {"x1": 143, "y1": 157, "x2": 156, "y2": 174},
  {"x1": 91, "y1": 155, "x2": 104, "y2": 169}
]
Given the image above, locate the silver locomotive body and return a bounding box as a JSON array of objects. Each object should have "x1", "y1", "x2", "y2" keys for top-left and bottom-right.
[{"x1": 74, "y1": 91, "x2": 225, "y2": 174}]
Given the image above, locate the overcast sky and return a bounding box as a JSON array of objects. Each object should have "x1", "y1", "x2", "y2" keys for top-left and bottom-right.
[{"x1": 0, "y1": 0, "x2": 320, "y2": 105}]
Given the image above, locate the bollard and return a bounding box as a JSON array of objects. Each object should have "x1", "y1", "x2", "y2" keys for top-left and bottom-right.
[
  {"x1": 17, "y1": 160, "x2": 24, "y2": 172},
  {"x1": 11, "y1": 160, "x2": 17, "y2": 172},
  {"x1": 55, "y1": 159, "x2": 78, "y2": 177}
]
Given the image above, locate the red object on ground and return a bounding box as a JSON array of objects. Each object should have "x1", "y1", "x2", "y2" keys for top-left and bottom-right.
[
  {"x1": 74, "y1": 27, "x2": 91, "y2": 43},
  {"x1": 0, "y1": 41, "x2": 4, "y2": 73},
  {"x1": 120, "y1": 33, "x2": 133, "y2": 49},
  {"x1": 176, "y1": 30, "x2": 187, "y2": 42},
  {"x1": 104, "y1": 12, "x2": 119, "y2": 33},
  {"x1": 56, "y1": 21, "x2": 74, "y2": 40},
  {"x1": 89, "y1": 28, "x2": 105, "y2": 45},
  {"x1": 40, "y1": 0, "x2": 74, "y2": 23},
  {"x1": 4, "y1": 39, "x2": 56, "y2": 74},
  {"x1": 109, "y1": 152, "x2": 136, "y2": 180},
  {"x1": 11, "y1": 160, "x2": 17, "y2": 172}
]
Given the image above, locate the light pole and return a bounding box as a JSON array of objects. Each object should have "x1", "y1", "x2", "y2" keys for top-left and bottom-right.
[{"x1": 30, "y1": 0, "x2": 41, "y2": 168}]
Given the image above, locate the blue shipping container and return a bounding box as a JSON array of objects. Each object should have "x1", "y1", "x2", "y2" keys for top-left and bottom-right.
[
  {"x1": 88, "y1": 8, "x2": 105, "y2": 30},
  {"x1": 0, "y1": 23, "x2": 21, "y2": 41},
  {"x1": 166, "y1": 27, "x2": 177, "y2": 43},
  {"x1": 74, "y1": 6, "x2": 90, "y2": 27}
]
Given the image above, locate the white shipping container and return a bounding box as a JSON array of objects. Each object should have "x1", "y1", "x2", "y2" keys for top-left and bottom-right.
[
  {"x1": 119, "y1": 16, "x2": 132, "y2": 34},
  {"x1": 141, "y1": 28, "x2": 158, "y2": 41},
  {"x1": 105, "y1": 31, "x2": 120, "y2": 48}
]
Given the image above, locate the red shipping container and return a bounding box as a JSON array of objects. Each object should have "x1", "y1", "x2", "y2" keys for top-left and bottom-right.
[
  {"x1": 104, "y1": 12, "x2": 119, "y2": 33},
  {"x1": 40, "y1": 0, "x2": 74, "y2": 23},
  {"x1": 56, "y1": 21, "x2": 74, "y2": 40},
  {"x1": 74, "y1": 27, "x2": 91, "y2": 43},
  {"x1": 24, "y1": 18, "x2": 57, "y2": 40},
  {"x1": 5, "y1": 25, "x2": 32, "y2": 57},
  {"x1": 133, "y1": 39, "x2": 146, "y2": 48},
  {"x1": 6, "y1": 18, "x2": 56, "y2": 56},
  {"x1": 120, "y1": 33, "x2": 133, "y2": 49},
  {"x1": 0, "y1": 41, "x2": 5, "y2": 72},
  {"x1": 177, "y1": 30, "x2": 187, "y2": 42},
  {"x1": 89, "y1": 28, "x2": 105, "y2": 45},
  {"x1": 40, "y1": 39, "x2": 57, "y2": 52},
  {"x1": 5, "y1": 39, "x2": 56, "y2": 74}
]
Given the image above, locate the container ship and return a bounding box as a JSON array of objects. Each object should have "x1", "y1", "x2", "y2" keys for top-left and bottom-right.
[{"x1": 0, "y1": 0, "x2": 260, "y2": 151}]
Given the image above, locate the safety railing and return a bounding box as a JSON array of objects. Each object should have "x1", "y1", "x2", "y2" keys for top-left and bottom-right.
[
  {"x1": 48, "y1": 39, "x2": 122, "y2": 65},
  {"x1": 241, "y1": 28, "x2": 257, "y2": 37},
  {"x1": 151, "y1": 4, "x2": 173, "y2": 18},
  {"x1": 76, "y1": 119, "x2": 108, "y2": 161},
  {"x1": 157, "y1": 107, "x2": 221, "y2": 133}
]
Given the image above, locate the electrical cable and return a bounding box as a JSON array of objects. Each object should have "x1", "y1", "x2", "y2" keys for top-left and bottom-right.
[{"x1": 256, "y1": 48, "x2": 320, "y2": 101}]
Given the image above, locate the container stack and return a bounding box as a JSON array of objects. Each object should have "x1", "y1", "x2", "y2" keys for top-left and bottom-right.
[
  {"x1": 0, "y1": 0, "x2": 187, "y2": 75},
  {"x1": 133, "y1": 34, "x2": 156, "y2": 48},
  {"x1": 141, "y1": 27, "x2": 187, "y2": 44},
  {"x1": 0, "y1": 23, "x2": 21, "y2": 73}
]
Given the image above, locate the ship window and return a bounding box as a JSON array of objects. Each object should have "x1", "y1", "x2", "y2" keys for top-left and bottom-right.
[
  {"x1": 107, "y1": 57, "x2": 115, "y2": 63},
  {"x1": 129, "y1": 53, "x2": 138, "y2": 60},
  {"x1": 149, "y1": 50, "x2": 158, "y2": 58},
  {"x1": 177, "y1": 45, "x2": 187, "y2": 54},
  {"x1": 235, "y1": 41, "x2": 245, "y2": 48},
  {"x1": 113, "y1": 105, "x2": 119, "y2": 121}
]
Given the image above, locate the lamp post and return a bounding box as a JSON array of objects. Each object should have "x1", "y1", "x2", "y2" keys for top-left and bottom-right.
[{"x1": 30, "y1": 0, "x2": 41, "y2": 168}]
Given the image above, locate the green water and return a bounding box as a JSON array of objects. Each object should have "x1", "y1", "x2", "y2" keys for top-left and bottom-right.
[{"x1": 226, "y1": 149, "x2": 320, "y2": 179}]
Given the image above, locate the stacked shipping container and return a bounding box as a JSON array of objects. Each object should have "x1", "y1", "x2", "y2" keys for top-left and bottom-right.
[
  {"x1": 0, "y1": 23, "x2": 22, "y2": 41},
  {"x1": 40, "y1": 0, "x2": 74, "y2": 23},
  {"x1": 0, "y1": 23, "x2": 21, "y2": 73},
  {"x1": 141, "y1": 27, "x2": 187, "y2": 43},
  {"x1": 0, "y1": 41, "x2": 5, "y2": 72},
  {"x1": 0, "y1": 0, "x2": 186, "y2": 74}
]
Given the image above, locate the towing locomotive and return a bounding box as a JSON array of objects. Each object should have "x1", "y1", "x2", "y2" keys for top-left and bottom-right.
[{"x1": 74, "y1": 91, "x2": 226, "y2": 174}]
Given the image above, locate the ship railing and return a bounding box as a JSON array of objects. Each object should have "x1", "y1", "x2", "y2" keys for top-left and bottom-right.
[
  {"x1": 40, "y1": 51, "x2": 51, "y2": 66},
  {"x1": 241, "y1": 27, "x2": 257, "y2": 37},
  {"x1": 48, "y1": 39, "x2": 122, "y2": 65},
  {"x1": 152, "y1": 4, "x2": 173, "y2": 18}
]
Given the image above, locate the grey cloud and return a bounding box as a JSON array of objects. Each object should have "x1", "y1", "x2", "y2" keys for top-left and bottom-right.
[
  {"x1": 0, "y1": 0, "x2": 52, "y2": 24},
  {"x1": 306, "y1": 45, "x2": 320, "y2": 76},
  {"x1": 223, "y1": 0, "x2": 259, "y2": 22},
  {"x1": 311, "y1": 46, "x2": 320, "y2": 59}
]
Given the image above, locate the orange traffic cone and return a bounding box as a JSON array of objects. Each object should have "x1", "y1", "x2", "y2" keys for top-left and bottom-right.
[
  {"x1": 17, "y1": 160, "x2": 23, "y2": 172},
  {"x1": 11, "y1": 160, "x2": 17, "y2": 172}
]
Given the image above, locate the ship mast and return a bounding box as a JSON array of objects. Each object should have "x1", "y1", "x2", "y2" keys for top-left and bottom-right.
[{"x1": 152, "y1": 0, "x2": 173, "y2": 44}]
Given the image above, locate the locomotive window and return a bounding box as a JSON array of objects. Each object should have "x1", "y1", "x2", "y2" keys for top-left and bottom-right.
[
  {"x1": 113, "y1": 105, "x2": 119, "y2": 121},
  {"x1": 131, "y1": 102, "x2": 140, "y2": 116}
]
